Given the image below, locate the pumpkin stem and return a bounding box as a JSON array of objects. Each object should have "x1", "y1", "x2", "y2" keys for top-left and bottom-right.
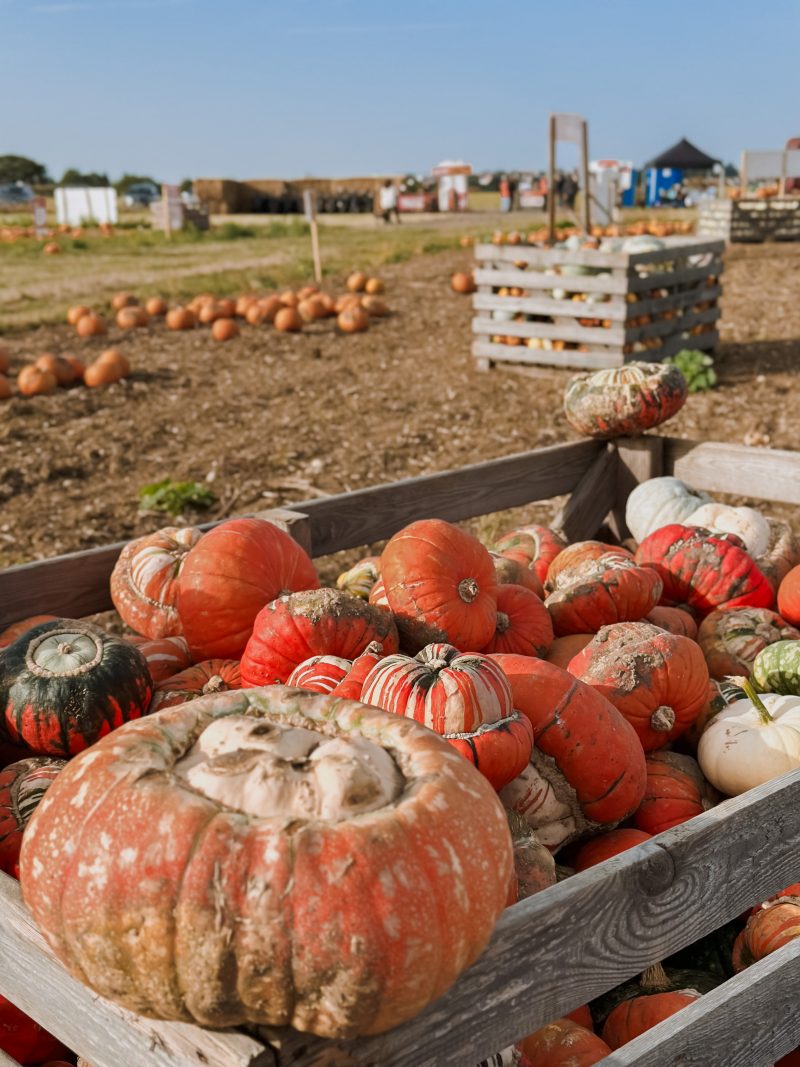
[
  {"x1": 650, "y1": 705, "x2": 676, "y2": 732},
  {"x1": 640, "y1": 961, "x2": 672, "y2": 992},
  {"x1": 458, "y1": 578, "x2": 479, "y2": 604},
  {"x1": 56, "y1": 642, "x2": 73, "y2": 656},
  {"x1": 202, "y1": 675, "x2": 226, "y2": 694},
  {"x1": 727, "y1": 675, "x2": 774, "y2": 725},
  {"x1": 496, "y1": 612, "x2": 511, "y2": 635}
]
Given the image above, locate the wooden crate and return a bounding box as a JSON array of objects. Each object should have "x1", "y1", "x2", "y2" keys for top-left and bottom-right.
[
  {"x1": 472, "y1": 237, "x2": 724, "y2": 372},
  {"x1": 1, "y1": 436, "x2": 799, "y2": 1067},
  {"x1": 698, "y1": 198, "x2": 800, "y2": 243}
]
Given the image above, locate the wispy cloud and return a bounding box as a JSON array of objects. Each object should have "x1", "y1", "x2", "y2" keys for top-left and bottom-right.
[{"x1": 284, "y1": 21, "x2": 456, "y2": 35}]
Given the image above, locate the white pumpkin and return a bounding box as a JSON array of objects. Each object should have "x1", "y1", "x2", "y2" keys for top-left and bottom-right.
[
  {"x1": 622, "y1": 236, "x2": 666, "y2": 253},
  {"x1": 685, "y1": 503, "x2": 771, "y2": 558},
  {"x1": 625, "y1": 476, "x2": 712, "y2": 544},
  {"x1": 698, "y1": 689, "x2": 800, "y2": 796}
]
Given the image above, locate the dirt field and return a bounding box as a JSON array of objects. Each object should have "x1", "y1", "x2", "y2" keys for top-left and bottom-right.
[{"x1": 1, "y1": 235, "x2": 799, "y2": 573}]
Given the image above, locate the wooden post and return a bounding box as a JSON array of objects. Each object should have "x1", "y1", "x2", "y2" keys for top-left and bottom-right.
[
  {"x1": 547, "y1": 114, "x2": 556, "y2": 245},
  {"x1": 740, "y1": 150, "x2": 748, "y2": 198},
  {"x1": 303, "y1": 190, "x2": 322, "y2": 284},
  {"x1": 580, "y1": 118, "x2": 591, "y2": 235},
  {"x1": 163, "y1": 187, "x2": 172, "y2": 239},
  {"x1": 779, "y1": 150, "x2": 788, "y2": 197}
]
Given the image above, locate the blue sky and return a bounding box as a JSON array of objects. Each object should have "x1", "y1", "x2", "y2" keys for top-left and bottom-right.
[{"x1": 2, "y1": 0, "x2": 797, "y2": 182}]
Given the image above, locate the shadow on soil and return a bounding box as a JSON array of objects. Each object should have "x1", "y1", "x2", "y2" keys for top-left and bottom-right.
[{"x1": 715, "y1": 339, "x2": 800, "y2": 383}]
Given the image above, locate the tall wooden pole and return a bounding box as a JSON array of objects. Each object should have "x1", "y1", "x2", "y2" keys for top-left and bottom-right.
[
  {"x1": 547, "y1": 114, "x2": 556, "y2": 245},
  {"x1": 580, "y1": 119, "x2": 591, "y2": 236}
]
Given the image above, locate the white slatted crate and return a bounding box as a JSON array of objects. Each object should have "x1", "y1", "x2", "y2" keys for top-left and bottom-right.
[
  {"x1": 698, "y1": 198, "x2": 800, "y2": 243},
  {"x1": 472, "y1": 237, "x2": 724, "y2": 371}
]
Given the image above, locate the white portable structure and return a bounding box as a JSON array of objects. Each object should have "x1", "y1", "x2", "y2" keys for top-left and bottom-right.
[
  {"x1": 432, "y1": 161, "x2": 471, "y2": 211},
  {"x1": 54, "y1": 186, "x2": 118, "y2": 226}
]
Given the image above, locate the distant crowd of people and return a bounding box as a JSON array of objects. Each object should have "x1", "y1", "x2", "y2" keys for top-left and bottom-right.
[{"x1": 499, "y1": 170, "x2": 581, "y2": 212}]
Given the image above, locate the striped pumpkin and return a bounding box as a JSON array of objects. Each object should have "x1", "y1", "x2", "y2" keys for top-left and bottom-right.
[
  {"x1": 0, "y1": 757, "x2": 65, "y2": 878},
  {"x1": 287, "y1": 655, "x2": 352, "y2": 694},
  {"x1": 124, "y1": 634, "x2": 192, "y2": 684},
  {"x1": 361, "y1": 644, "x2": 513, "y2": 734},
  {"x1": 330, "y1": 642, "x2": 386, "y2": 700},
  {"x1": 111, "y1": 526, "x2": 202, "y2": 639},
  {"x1": 493, "y1": 524, "x2": 566, "y2": 584}
]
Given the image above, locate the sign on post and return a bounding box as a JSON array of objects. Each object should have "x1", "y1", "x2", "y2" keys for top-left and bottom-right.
[
  {"x1": 547, "y1": 113, "x2": 591, "y2": 243},
  {"x1": 161, "y1": 184, "x2": 182, "y2": 237},
  {"x1": 32, "y1": 197, "x2": 47, "y2": 237},
  {"x1": 303, "y1": 190, "x2": 322, "y2": 284}
]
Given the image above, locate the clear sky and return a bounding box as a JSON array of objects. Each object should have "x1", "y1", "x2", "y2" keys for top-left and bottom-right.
[{"x1": 2, "y1": 0, "x2": 797, "y2": 183}]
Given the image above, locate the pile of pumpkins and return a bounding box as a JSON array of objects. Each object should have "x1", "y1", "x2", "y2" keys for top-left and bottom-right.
[
  {"x1": 65, "y1": 270, "x2": 389, "y2": 345},
  {"x1": 1, "y1": 363, "x2": 799, "y2": 1063},
  {"x1": 0, "y1": 342, "x2": 130, "y2": 399},
  {"x1": 484, "y1": 218, "x2": 695, "y2": 247}
]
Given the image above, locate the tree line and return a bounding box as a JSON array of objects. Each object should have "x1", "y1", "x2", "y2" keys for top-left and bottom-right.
[{"x1": 0, "y1": 155, "x2": 192, "y2": 193}]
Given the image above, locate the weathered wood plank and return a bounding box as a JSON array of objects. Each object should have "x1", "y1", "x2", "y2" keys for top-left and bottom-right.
[
  {"x1": 599, "y1": 939, "x2": 800, "y2": 1066},
  {"x1": 472, "y1": 291, "x2": 629, "y2": 321},
  {"x1": 628, "y1": 260, "x2": 723, "y2": 293},
  {"x1": 472, "y1": 316, "x2": 626, "y2": 345},
  {"x1": 611, "y1": 436, "x2": 665, "y2": 539},
  {"x1": 623, "y1": 305, "x2": 720, "y2": 344},
  {"x1": 0, "y1": 875, "x2": 273, "y2": 1067},
  {"x1": 474, "y1": 242, "x2": 629, "y2": 269},
  {"x1": 665, "y1": 439, "x2": 800, "y2": 505},
  {"x1": 0, "y1": 509, "x2": 313, "y2": 630},
  {"x1": 552, "y1": 443, "x2": 619, "y2": 541},
  {"x1": 473, "y1": 267, "x2": 629, "y2": 295},
  {"x1": 294, "y1": 440, "x2": 603, "y2": 557},
  {"x1": 623, "y1": 237, "x2": 724, "y2": 267},
  {"x1": 472, "y1": 341, "x2": 622, "y2": 370},
  {"x1": 271, "y1": 769, "x2": 800, "y2": 1066}
]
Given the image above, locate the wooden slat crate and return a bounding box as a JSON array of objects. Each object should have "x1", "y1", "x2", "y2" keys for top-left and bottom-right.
[
  {"x1": 698, "y1": 198, "x2": 800, "y2": 243},
  {"x1": 0, "y1": 435, "x2": 799, "y2": 1067},
  {"x1": 471, "y1": 237, "x2": 724, "y2": 371}
]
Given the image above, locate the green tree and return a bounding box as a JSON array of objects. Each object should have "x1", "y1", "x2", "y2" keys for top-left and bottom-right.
[
  {"x1": 115, "y1": 173, "x2": 160, "y2": 194},
  {"x1": 0, "y1": 155, "x2": 51, "y2": 184},
  {"x1": 179, "y1": 178, "x2": 194, "y2": 194},
  {"x1": 60, "y1": 168, "x2": 111, "y2": 187}
]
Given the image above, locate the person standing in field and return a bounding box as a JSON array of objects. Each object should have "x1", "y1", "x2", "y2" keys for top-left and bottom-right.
[
  {"x1": 379, "y1": 180, "x2": 400, "y2": 223},
  {"x1": 499, "y1": 175, "x2": 511, "y2": 212}
]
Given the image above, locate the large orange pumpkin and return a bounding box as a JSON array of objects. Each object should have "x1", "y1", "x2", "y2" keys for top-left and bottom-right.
[
  {"x1": 574, "y1": 828, "x2": 652, "y2": 871},
  {"x1": 480, "y1": 584, "x2": 553, "y2": 657},
  {"x1": 634, "y1": 750, "x2": 718, "y2": 835},
  {"x1": 381, "y1": 519, "x2": 498, "y2": 651},
  {"x1": 545, "y1": 555, "x2": 662, "y2": 636},
  {"x1": 274, "y1": 307, "x2": 303, "y2": 332},
  {"x1": 20, "y1": 687, "x2": 513, "y2": 1038},
  {"x1": 111, "y1": 526, "x2": 203, "y2": 639},
  {"x1": 165, "y1": 307, "x2": 197, "y2": 330},
  {"x1": 518, "y1": 1018, "x2": 611, "y2": 1065},
  {"x1": 177, "y1": 518, "x2": 320, "y2": 661},
  {"x1": 35, "y1": 354, "x2": 78, "y2": 387}
]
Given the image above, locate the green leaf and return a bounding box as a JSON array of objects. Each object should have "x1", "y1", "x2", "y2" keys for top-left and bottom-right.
[{"x1": 138, "y1": 478, "x2": 216, "y2": 517}]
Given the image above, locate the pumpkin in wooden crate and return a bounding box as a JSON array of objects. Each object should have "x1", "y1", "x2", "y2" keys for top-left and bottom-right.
[
  {"x1": 698, "y1": 678, "x2": 800, "y2": 796},
  {"x1": 545, "y1": 633, "x2": 594, "y2": 669},
  {"x1": 493, "y1": 655, "x2": 646, "y2": 850},
  {"x1": 124, "y1": 634, "x2": 192, "y2": 684},
  {"x1": 335, "y1": 556, "x2": 380, "y2": 599},
  {"x1": 568, "y1": 622, "x2": 709, "y2": 751},
  {"x1": 361, "y1": 644, "x2": 532, "y2": 790},
  {"x1": 286, "y1": 654, "x2": 352, "y2": 693},
  {"x1": 545, "y1": 555, "x2": 662, "y2": 636},
  {"x1": 778, "y1": 564, "x2": 800, "y2": 626},
  {"x1": 507, "y1": 810, "x2": 557, "y2": 903},
  {"x1": 493, "y1": 523, "x2": 566, "y2": 584},
  {"x1": 645, "y1": 605, "x2": 698, "y2": 638},
  {"x1": 241, "y1": 589, "x2": 398, "y2": 686},
  {"x1": 685, "y1": 502, "x2": 771, "y2": 558},
  {"x1": 563, "y1": 362, "x2": 688, "y2": 440},
  {"x1": 624, "y1": 476, "x2": 711, "y2": 545},
  {"x1": 111, "y1": 526, "x2": 203, "y2": 639},
  {"x1": 489, "y1": 551, "x2": 544, "y2": 597},
  {"x1": 635, "y1": 524, "x2": 774, "y2": 617},
  {"x1": 697, "y1": 606, "x2": 799, "y2": 680},
  {"x1": 0, "y1": 757, "x2": 64, "y2": 878},
  {"x1": 381, "y1": 519, "x2": 498, "y2": 652},
  {"x1": 752, "y1": 640, "x2": 800, "y2": 695},
  {"x1": 601, "y1": 988, "x2": 700, "y2": 1049},
  {"x1": 0, "y1": 620, "x2": 152, "y2": 757},
  {"x1": 480, "y1": 584, "x2": 553, "y2": 657},
  {"x1": 0, "y1": 615, "x2": 58, "y2": 649},
  {"x1": 151, "y1": 660, "x2": 242, "y2": 711},
  {"x1": 177, "y1": 517, "x2": 320, "y2": 661},
  {"x1": 0, "y1": 995, "x2": 71, "y2": 1064},
  {"x1": 634, "y1": 751, "x2": 718, "y2": 835},
  {"x1": 734, "y1": 898, "x2": 800, "y2": 970},
  {"x1": 574, "y1": 827, "x2": 652, "y2": 871},
  {"x1": 543, "y1": 541, "x2": 632, "y2": 594},
  {"x1": 330, "y1": 642, "x2": 385, "y2": 700},
  {"x1": 20, "y1": 687, "x2": 513, "y2": 1038},
  {"x1": 758, "y1": 520, "x2": 800, "y2": 594},
  {"x1": 518, "y1": 1018, "x2": 611, "y2": 1065}
]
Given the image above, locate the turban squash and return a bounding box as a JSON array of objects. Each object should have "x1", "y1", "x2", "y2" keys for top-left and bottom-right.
[
  {"x1": 111, "y1": 526, "x2": 202, "y2": 639},
  {"x1": 20, "y1": 687, "x2": 512, "y2": 1038},
  {"x1": 124, "y1": 634, "x2": 192, "y2": 684},
  {"x1": 563, "y1": 361, "x2": 688, "y2": 440},
  {"x1": 0, "y1": 757, "x2": 64, "y2": 878},
  {"x1": 697, "y1": 606, "x2": 799, "y2": 680},
  {"x1": 286, "y1": 642, "x2": 386, "y2": 699},
  {"x1": 493, "y1": 654, "x2": 646, "y2": 850}
]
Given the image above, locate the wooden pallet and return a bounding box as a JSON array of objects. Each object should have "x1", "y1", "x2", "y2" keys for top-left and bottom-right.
[
  {"x1": 1, "y1": 436, "x2": 799, "y2": 1066},
  {"x1": 698, "y1": 198, "x2": 800, "y2": 243},
  {"x1": 471, "y1": 237, "x2": 724, "y2": 371}
]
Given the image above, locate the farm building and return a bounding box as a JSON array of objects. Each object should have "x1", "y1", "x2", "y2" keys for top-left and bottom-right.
[{"x1": 194, "y1": 175, "x2": 403, "y2": 214}]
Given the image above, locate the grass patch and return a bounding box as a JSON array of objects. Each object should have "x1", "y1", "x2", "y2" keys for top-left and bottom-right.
[{"x1": 216, "y1": 222, "x2": 257, "y2": 240}]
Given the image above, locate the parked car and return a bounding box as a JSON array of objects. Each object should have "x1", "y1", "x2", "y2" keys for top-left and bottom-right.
[
  {"x1": 123, "y1": 182, "x2": 160, "y2": 208},
  {"x1": 0, "y1": 182, "x2": 34, "y2": 206}
]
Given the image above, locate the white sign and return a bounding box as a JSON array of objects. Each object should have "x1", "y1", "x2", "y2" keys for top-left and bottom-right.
[
  {"x1": 32, "y1": 196, "x2": 47, "y2": 236},
  {"x1": 55, "y1": 186, "x2": 118, "y2": 226},
  {"x1": 554, "y1": 113, "x2": 585, "y2": 144},
  {"x1": 302, "y1": 189, "x2": 316, "y2": 222}
]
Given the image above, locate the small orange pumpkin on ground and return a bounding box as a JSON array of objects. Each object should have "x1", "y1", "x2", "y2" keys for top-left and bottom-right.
[
  {"x1": 35, "y1": 354, "x2": 78, "y2": 387},
  {"x1": 365, "y1": 277, "x2": 384, "y2": 294},
  {"x1": 235, "y1": 294, "x2": 258, "y2": 317},
  {"x1": 279, "y1": 289, "x2": 299, "y2": 308},
  {"x1": 17, "y1": 365, "x2": 57, "y2": 396},
  {"x1": 111, "y1": 292, "x2": 138, "y2": 311},
  {"x1": 297, "y1": 285, "x2": 319, "y2": 301},
  {"x1": 198, "y1": 302, "x2": 220, "y2": 325},
  {"x1": 43, "y1": 242, "x2": 60, "y2": 255},
  {"x1": 66, "y1": 305, "x2": 91, "y2": 326},
  {"x1": 97, "y1": 348, "x2": 131, "y2": 378},
  {"x1": 116, "y1": 306, "x2": 149, "y2": 330},
  {"x1": 165, "y1": 307, "x2": 196, "y2": 330},
  {"x1": 145, "y1": 296, "x2": 168, "y2": 316},
  {"x1": 83, "y1": 360, "x2": 122, "y2": 388},
  {"x1": 346, "y1": 271, "x2": 368, "y2": 292},
  {"x1": 75, "y1": 313, "x2": 107, "y2": 338},
  {"x1": 258, "y1": 295, "x2": 283, "y2": 322},
  {"x1": 216, "y1": 298, "x2": 236, "y2": 319},
  {"x1": 361, "y1": 295, "x2": 389, "y2": 317},
  {"x1": 338, "y1": 306, "x2": 369, "y2": 333},
  {"x1": 274, "y1": 307, "x2": 303, "y2": 333},
  {"x1": 451, "y1": 271, "x2": 476, "y2": 294},
  {"x1": 63, "y1": 354, "x2": 85, "y2": 381},
  {"x1": 245, "y1": 304, "x2": 267, "y2": 326},
  {"x1": 298, "y1": 297, "x2": 326, "y2": 322},
  {"x1": 211, "y1": 318, "x2": 239, "y2": 342}
]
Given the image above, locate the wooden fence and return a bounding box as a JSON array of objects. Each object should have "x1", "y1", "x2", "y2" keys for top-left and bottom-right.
[
  {"x1": 0, "y1": 435, "x2": 799, "y2": 1066},
  {"x1": 698, "y1": 198, "x2": 800, "y2": 243}
]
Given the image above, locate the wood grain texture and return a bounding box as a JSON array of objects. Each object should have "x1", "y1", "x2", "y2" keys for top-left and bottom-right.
[
  {"x1": 0, "y1": 509, "x2": 312, "y2": 630},
  {"x1": 628, "y1": 259, "x2": 723, "y2": 293},
  {"x1": 0, "y1": 875, "x2": 274, "y2": 1067},
  {"x1": 611, "y1": 437, "x2": 665, "y2": 539},
  {"x1": 473, "y1": 267, "x2": 629, "y2": 295},
  {"x1": 473, "y1": 291, "x2": 630, "y2": 321},
  {"x1": 665, "y1": 438, "x2": 800, "y2": 504},
  {"x1": 293, "y1": 440, "x2": 602, "y2": 556},
  {"x1": 599, "y1": 939, "x2": 800, "y2": 1066},
  {"x1": 270, "y1": 769, "x2": 800, "y2": 1065},
  {"x1": 472, "y1": 341, "x2": 622, "y2": 370},
  {"x1": 472, "y1": 316, "x2": 627, "y2": 345},
  {"x1": 552, "y1": 443, "x2": 619, "y2": 541}
]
